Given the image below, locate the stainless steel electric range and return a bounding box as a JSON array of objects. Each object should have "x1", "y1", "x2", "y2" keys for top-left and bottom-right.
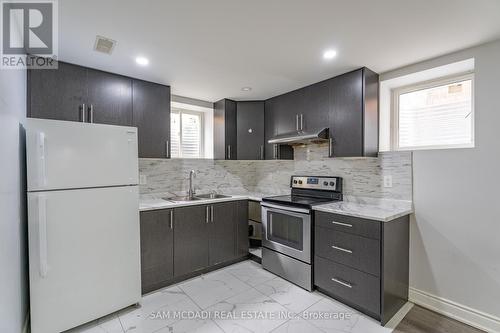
[{"x1": 261, "y1": 175, "x2": 343, "y2": 291}]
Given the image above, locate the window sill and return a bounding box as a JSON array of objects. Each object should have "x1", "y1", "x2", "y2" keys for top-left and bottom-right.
[{"x1": 392, "y1": 143, "x2": 475, "y2": 152}]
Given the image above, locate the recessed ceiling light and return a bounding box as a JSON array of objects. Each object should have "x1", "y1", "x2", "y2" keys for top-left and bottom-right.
[
  {"x1": 135, "y1": 56, "x2": 149, "y2": 66},
  {"x1": 323, "y1": 49, "x2": 337, "y2": 60},
  {"x1": 241, "y1": 87, "x2": 252, "y2": 92}
]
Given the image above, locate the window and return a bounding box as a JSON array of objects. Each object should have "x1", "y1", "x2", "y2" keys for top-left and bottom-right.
[
  {"x1": 392, "y1": 73, "x2": 474, "y2": 151},
  {"x1": 170, "y1": 108, "x2": 204, "y2": 158}
]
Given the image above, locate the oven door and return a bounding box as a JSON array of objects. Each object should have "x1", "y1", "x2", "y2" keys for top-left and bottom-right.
[{"x1": 261, "y1": 202, "x2": 311, "y2": 263}]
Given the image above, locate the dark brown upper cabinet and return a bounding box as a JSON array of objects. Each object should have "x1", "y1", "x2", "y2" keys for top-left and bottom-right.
[
  {"x1": 214, "y1": 99, "x2": 237, "y2": 160},
  {"x1": 236, "y1": 101, "x2": 265, "y2": 160},
  {"x1": 28, "y1": 61, "x2": 88, "y2": 122},
  {"x1": 264, "y1": 67, "x2": 379, "y2": 158},
  {"x1": 132, "y1": 80, "x2": 171, "y2": 158},
  {"x1": 86, "y1": 68, "x2": 132, "y2": 126},
  {"x1": 27, "y1": 60, "x2": 171, "y2": 159},
  {"x1": 328, "y1": 68, "x2": 379, "y2": 157}
]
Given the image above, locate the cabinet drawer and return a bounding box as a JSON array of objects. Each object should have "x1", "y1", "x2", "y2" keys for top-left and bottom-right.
[
  {"x1": 315, "y1": 211, "x2": 380, "y2": 239},
  {"x1": 314, "y1": 256, "x2": 380, "y2": 315},
  {"x1": 248, "y1": 200, "x2": 261, "y2": 222},
  {"x1": 315, "y1": 227, "x2": 380, "y2": 276}
]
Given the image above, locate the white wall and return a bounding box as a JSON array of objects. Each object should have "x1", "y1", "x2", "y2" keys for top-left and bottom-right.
[
  {"x1": 381, "y1": 40, "x2": 500, "y2": 330},
  {"x1": 0, "y1": 69, "x2": 28, "y2": 333}
]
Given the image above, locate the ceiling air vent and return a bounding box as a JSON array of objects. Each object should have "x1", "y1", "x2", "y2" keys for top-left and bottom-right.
[{"x1": 93, "y1": 35, "x2": 116, "y2": 55}]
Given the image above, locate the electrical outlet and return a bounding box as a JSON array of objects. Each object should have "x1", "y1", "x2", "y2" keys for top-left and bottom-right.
[
  {"x1": 139, "y1": 174, "x2": 147, "y2": 185},
  {"x1": 383, "y1": 175, "x2": 393, "y2": 188}
]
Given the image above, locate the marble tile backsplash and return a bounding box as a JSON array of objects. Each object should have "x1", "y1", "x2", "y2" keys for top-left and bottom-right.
[{"x1": 139, "y1": 144, "x2": 412, "y2": 200}]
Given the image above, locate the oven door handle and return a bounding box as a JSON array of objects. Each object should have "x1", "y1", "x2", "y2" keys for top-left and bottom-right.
[{"x1": 261, "y1": 202, "x2": 310, "y2": 215}]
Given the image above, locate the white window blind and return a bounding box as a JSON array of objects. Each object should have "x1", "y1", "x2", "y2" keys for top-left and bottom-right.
[
  {"x1": 393, "y1": 74, "x2": 474, "y2": 150},
  {"x1": 170, "y1": 109, "x2": 204, "y2": 158}
]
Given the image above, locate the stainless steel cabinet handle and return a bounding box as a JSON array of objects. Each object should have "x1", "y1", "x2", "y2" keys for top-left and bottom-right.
[
  {"x1": 210, "y1": 205, "x2": 214, "y2": 222},
  {"x1": 260, "y1": 145, "x2": 264, "y2": 160},
  {"x1": 300, "y1": 114, "x2": 304, "y2": 131},
  {"x1": 165, "y1": 140, "x2": 170, "y2": 158},
  {"x1": 80, "y1": 104, "x2": 86, "y2": 122},
  {"x1": 206, "y1": 206, "x2": 210, "y2": 223},
  {"x1": 331, "y1": 277, "x2": 353, "y2": 289},
  {"x1": 88, "y1": 104, "x2": 94, "y2": 123},
  {"x1": 273, "y1": 144, "x2": 277, "y2": 159},
  {"x1": 331, "y1": 221, "x2": 353, "y2": 228},
  {"x1": 227, "y1": 145, "x2": 231, "y2": 159},
  {"x1": 170, "y1": 210, "x2": 174, "y2": 229},
  {"x1": 296, "y1": 114, "x2": 299, "y2": 131},
  {"x1": 331, "y1": 245, "x2": 353, "y2": 254}
]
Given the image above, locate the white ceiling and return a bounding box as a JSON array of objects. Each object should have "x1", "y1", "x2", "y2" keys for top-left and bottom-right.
[{"x1": 59, "y1": 0, "x2": 500, "y2": 102}]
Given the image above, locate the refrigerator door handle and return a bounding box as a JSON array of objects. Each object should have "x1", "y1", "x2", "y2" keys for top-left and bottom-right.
[
  {"x1": 38, "y1": 195, "x2": 49, "y2": 278},
  {"x1": 37, "y1": 132, "x2": 47, "y2": 187},
  {"x1": 126, "y1": 131, "x2": 136, "y2": 183}
]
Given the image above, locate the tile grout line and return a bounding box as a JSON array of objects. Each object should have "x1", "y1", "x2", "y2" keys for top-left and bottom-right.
[
  {"x1": 155, "y1": 284, "x2": 206, "y2": 331},
  {"x1": 177, "y1": 262, "x2": 276, "y2": 333},
  {"x1": 177, "y1": 271, "x2": 256, "y2": 311}
]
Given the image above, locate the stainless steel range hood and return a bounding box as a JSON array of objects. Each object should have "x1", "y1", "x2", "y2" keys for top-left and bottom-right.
[{"x1": 268, "y1": 128, "x2": 329, "y2": 145}]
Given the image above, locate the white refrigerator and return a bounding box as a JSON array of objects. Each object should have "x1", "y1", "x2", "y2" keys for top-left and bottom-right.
[{"x1": 25, "y1": 119, "x2": 141, "y2": 333}]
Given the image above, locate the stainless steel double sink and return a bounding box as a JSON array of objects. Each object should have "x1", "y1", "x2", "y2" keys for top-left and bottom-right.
[{"x1": 163, "y1": 193, "x2": 231, "y2": 203}]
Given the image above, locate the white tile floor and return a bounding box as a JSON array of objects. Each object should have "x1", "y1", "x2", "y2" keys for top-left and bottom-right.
[{"x1": 67, "y1": 260, "x2": 404, "y2": 333}]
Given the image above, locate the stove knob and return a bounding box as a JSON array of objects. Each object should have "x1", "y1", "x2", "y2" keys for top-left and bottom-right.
[
  {"x1": 293, "y1": 180, "x2": 298, "y2": 184},
  {"x1": 330, "y1": 181, "x2": 335, "y2": 186},
  {"x1": 298, "y1": 180, "x2": 303, "y2": 185},
  {"x1": 323, "y1": 181, "x2": 329, "y2": 186}
]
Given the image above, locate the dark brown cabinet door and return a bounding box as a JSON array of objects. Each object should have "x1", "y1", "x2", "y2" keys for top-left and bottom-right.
[
  {"x1": 209, "y1": 202, "x2": 236, "y2": 265},
  {"x1": 173, "y1": 205, "x2": 209, "y2": 277},
  {"x1": 329, "y1": 68, "x2": 379, "y2": 158},
  {"x1": 86, "y1": 69, "x2": 132, "y2": 126},
  {"x1": 237, "y1": 101, "x2": 265, "y2": 160},
  {"x1": 302, "y1": 80, "x2": 330, "y2": 132},
  {"x1": 236, "y1": 200, "x2": 249, "y2": 257},
  {"x1": 140, "y1": 209, "x2": 174, "y2": 294},
  {"x1": 225, "y1": 100, "x2": 237, "y2": 160},
  {"x1": 214, "y1": 99, "x2": 237, "y2": 160},
  {"x1": 264, "y1": 94, "x2": 298, "y2": 160},
  {"x1": 329, "y1": 70, "x2": 364, "y2": 157},
  {"x1": 28, "y1": 62, "x2": 88, "y2": 122},
  {"x1": 132, "y1": 80, "x2": 171, "y2": 158}
]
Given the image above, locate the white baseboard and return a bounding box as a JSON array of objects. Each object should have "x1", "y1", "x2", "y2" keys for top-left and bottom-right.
[
  {"x1": 384, "y1": 302, "x2": 414, "y2": 330},
  {"x1": 409, "y1": 287, "x2": 500, "y2": 333}
]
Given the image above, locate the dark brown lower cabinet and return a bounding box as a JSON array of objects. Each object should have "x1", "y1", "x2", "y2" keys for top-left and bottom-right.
[
  {"x1": 140, "y1": 209, "x2": 174, "y2": 294},
  {"x1": 173, "y1": 205, "x2": 209, "y2": 278},
  {"x1": 207, "y1": 200, "x2": 249, "y2": 265},
  {"x1": 314, "y1": 212, "x2": 409, "y2": 325},
  {"x1": 140, "y1": 200, "x2": 249, "y2": 294},
  {"x1": 209, "y1": 202, "x2": 236, "y2": 265}
]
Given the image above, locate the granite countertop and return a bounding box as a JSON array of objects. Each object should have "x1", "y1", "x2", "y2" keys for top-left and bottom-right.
[
  {"x1": 313, "y1": 196, "x2": 413, "y2": 222},
  {"x1": 139, "y1": 191, "x2": 270, "y2": 212}
]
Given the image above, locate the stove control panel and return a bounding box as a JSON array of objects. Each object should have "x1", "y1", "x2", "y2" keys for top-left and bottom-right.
[{"x1": 291, "y1": 176, "x2": 341, "y2": 191}]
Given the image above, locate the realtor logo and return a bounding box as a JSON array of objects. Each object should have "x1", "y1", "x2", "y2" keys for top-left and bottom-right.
[{"x1": 1, "y1": 0, "x2": 58, "y2": 69}]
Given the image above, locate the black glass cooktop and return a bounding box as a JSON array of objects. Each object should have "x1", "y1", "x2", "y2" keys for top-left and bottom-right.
[{"x1": 262, "y1": 195, "x2": 339, "y2": 209}]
